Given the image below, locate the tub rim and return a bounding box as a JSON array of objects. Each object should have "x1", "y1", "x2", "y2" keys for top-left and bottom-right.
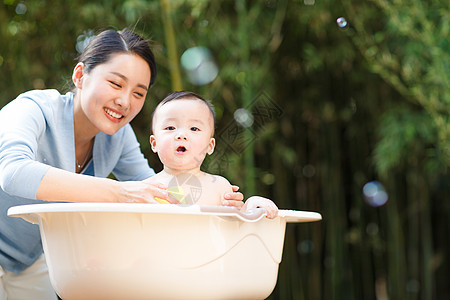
[{"x1": 8, "y1": 203, "x2": 322, "y2": 224}]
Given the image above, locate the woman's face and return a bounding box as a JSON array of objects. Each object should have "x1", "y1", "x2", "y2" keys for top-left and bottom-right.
[{"x1": 75, "y1": 53, "x2": 151, "y2": 135}]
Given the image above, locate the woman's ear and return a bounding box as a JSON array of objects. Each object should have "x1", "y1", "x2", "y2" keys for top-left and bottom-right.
[
  {"x1": 150, "y1": 135, "x2": 158, "y2": 153},
  {"x1": 207, "y1": 138, "x2": 216, "y2": 155},
  {"x1": 72, "y1": 63, "x2": 85, "y2": 89}
]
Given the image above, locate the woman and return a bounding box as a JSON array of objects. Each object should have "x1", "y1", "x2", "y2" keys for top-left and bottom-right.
[{"x1": 0, "y1": 28, "x2": 243, "y2": 300}]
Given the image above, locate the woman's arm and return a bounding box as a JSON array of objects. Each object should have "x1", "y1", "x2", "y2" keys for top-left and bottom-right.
[{"x1": 37, "y1": 167, "x2": 169, "y2": 203}]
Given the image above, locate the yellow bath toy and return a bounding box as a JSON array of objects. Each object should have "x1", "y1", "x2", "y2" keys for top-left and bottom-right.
[
  {"x1": 154, "y1": 197, "x2": 171, "y2": 204},
  {"x1": 155, "y1": 186, "x2": 185, "y2": 204}
]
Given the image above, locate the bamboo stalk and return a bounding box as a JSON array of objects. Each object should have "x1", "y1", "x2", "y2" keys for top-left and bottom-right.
[
  {"x1": 235, "y1": 0, "x2": 256, "y2": 195},
  {"x1": 419, "y1": 171, "x2": 433, "y2": 300},
  {"x1": 160, "y1": 0, "x2": 183, "y2": 91}
]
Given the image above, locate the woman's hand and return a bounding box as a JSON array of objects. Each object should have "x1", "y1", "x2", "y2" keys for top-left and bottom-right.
[
  {"x1": 117, "y1": 179, "x2": 170, "y2": 203},
  {"x1": 241, "y1": 196, "x2": 279, "y2": 219},
  {"x1": 222, "y1": 185, "x2": 244, "y2": 209}
]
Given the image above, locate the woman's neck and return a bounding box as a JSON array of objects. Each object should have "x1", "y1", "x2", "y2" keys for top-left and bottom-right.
[{"x1": 72, "y1": 92, "x2": 99, "y2": 144}]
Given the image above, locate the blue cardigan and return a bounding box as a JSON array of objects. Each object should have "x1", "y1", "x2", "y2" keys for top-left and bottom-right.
[{"x1": 0, "y1": 89, "x2": 155, "y2": 273}]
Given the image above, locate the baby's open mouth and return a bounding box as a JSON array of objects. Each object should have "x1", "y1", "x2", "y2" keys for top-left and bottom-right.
[{"x1": 176, "y1": 146, "x2": 187, "y2": 152}]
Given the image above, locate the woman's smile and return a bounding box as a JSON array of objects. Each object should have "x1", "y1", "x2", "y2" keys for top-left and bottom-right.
[{"x1": 104, "y1": 107, "x2": 124, "y2": 122}]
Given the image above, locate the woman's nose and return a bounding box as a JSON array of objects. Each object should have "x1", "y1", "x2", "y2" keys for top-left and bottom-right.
[{"x1": 114, "y1": 94, "x2": 131, "y2": 110}]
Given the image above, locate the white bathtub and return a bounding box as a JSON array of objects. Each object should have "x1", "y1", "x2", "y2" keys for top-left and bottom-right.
[{"x1": 8, "y1": 203, "x2": 321, "y2": 300}]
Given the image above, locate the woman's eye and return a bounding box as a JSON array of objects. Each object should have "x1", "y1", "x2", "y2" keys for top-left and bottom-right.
[
  {"x1": 134, "y1": 92, "x2": 144, "y2": 98},
  {"x1": 109, "y1": 81, "x2": 121, "y2": 88}
]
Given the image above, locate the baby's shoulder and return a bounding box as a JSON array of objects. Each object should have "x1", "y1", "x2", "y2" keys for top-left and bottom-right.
[{"x1": 204, "y1": 173, "x2": 232, "y2": 187}]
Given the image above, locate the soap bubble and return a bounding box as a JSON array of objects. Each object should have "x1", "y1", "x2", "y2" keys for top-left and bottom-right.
[
  {"x1": 76, "y1": 31, "x2": 95, "y2": 54},
  {"x1": 181, "y1": 46, "x2": 218, "y2": 86},
  {"x1": 8, "y1": 22, "x2": 19, "y2": 36},
  {"x1": 366, "y1": 223, "x2": 379, "y2": 236},
  {"x1": 336, "y1": 17, "x2": 348, "y2": 28},
  {"x1": 297, "y1": 240, "x2": 315, "y2": 254},
  {"x1": 363, "y1": 181, "x2": 388, "y2": 207},
  {"x1": 234, "y1": 108, "x2": 254, "y2": 128},
  {"x1": 15, "y1": 2, "x2": 27, "y2": 15},
  {"x1": 302, "y1": 164, "x2": 316, "y2": 178}
]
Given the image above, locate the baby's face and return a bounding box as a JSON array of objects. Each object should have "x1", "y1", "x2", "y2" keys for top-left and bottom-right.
[{"x1": 150, "y1": 99, "x2": 215, "y2": 172}]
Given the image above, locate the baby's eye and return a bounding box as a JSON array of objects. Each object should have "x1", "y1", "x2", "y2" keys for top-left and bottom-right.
[
  {"x1": 165, "y1": 126, "x2": 176, "y2": 130},
  {"x1": 191, "y1": 127, "x2": 200, "y2": 132}
]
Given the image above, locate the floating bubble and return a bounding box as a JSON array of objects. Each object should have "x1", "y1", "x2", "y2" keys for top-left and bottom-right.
[
  {"x1": 181, "y1": 46, "x2": 218, "y2": 86},
  {"x1": 15, "y1": 2, "x2": 27, "y2": 15},
  {"x1": 8, "y1": 22, "x2": 19, "y2": 36},
  {"x1": 366, "y1": 223, "x2": 379, "y2": 236},
  {"x1": 336, "y1": 17, "x2": 348, "y2": 28},
  {"x1": 33, "y1": 78, "x2": 45, "y2": 89},
  {"x1": 76, "y1": 31, "x2": 95, "y2": 54},
  {"x1": 302, "y1": 164, "x2": 316, "y2": 178},
  {"x1": 261, "y1": 173, "x2": 275, "y2": 185},
  {"x1": 298, "y1": 240, "x2": 315, "y2": 254},
  {"x1": 234, "y1": 108, "x2": 254, "y2": 128},
  {"x1": 363, "y1": 181, "x2": 388, "y2": 207}
]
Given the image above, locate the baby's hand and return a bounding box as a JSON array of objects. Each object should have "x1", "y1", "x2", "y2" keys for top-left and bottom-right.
[
  {"x1": 241, "y1": 196, "x2": 278, "y2": 219},
  {"x1": 222, "y1": 185, "x2": 244, "y2": 208}
]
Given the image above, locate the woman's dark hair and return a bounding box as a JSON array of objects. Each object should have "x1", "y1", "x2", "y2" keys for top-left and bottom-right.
[{"x1": 77, "y1": 29, "x2": 157, "y2": 87}]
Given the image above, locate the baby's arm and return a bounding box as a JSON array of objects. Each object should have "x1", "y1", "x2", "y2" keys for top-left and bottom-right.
[
  {"x1": 202, "y1": 174, "x2": 278, "y2": 218},
  {"x1": 213, "y1": 175, "x2": 278, "y2": 218},
  {"x1": 214, "y1": 175, "x2": 235, "y2": 206},
  {"x1": 241, "y1": 196, "x2": 279, "y2": 219}
]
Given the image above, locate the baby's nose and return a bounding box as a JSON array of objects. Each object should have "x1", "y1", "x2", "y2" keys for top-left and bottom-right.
[{"x1": 176, "y1": 130, "x2": 188, "y2": 140}]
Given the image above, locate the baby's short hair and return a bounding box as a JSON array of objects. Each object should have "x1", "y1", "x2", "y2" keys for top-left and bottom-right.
[{"x1": 152, "y1": 91, "x2": 216, "y2": 133}]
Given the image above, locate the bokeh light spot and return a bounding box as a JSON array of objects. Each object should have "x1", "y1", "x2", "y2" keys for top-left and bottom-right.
[
  {"x1": 298, "y1": 240, "x2": 315, "y2": 254},
  {"x1": 181, "y1": 46, "x2": 218, "y2": 86},
  {"x1": 336, "y1": 17, "x2": 348, "y2": 28},
  {"x1": 15, "y1": 2, "x2": 27, "y2": 15},
  {"x1": 76, "y1": 30, "x2": 95, "y2": 54},
  {"x1": 302, "y1": 164, "x2": 316, "y2": 178},
  {"x1": 261, "y1": 173, "x2": 275, "y2": 185},
  {"x1": 8, "y1": 22, "x2": 19, "y2": 36},
  {"x1": 234, "y1": 108, "x2": 254, "y2": 128},
  {"x1": 363, "y1": 181, "x2": 388, "y2": 207}
]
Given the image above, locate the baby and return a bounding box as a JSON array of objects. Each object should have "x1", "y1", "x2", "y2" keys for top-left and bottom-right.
[{"x1": 149, "y1": 91, "x2": 278, "y2": 218}]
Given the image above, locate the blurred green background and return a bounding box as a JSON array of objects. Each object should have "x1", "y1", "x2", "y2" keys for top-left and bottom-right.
[{"x1": 1, "y1": 0, "x2": 449, "y2": 299}]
